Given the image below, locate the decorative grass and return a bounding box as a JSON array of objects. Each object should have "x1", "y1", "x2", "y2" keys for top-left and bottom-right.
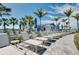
[
  {"x1": 74, "y1": 33, "x2": 79, "y2": 50},
  {"x1": 10, "y1": 34, "x2": 23, "y2": 42}
]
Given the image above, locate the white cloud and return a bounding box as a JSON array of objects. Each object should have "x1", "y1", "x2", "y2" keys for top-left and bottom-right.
[
  {"x1": 48, "y1": 3, "x2": 79, "y2": 15},
  {"x1": 47, "y1": 11, "x2": 57, "y2": 14},
  {"x1": 46, "y1": 15, "x2": 54, "y2": 19},
  {"x1": 48, "y1": 6, "x2": 57, "y2": 10}
]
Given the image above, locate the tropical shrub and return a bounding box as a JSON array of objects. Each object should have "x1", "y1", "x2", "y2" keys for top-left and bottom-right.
[
  {"x1": 4, "y1": 29, "x2": 10, "y2": 36},
  {"x1": 10, "y1": 34, "x2": 23, "y2": 42},
  {"x1": 29, "y1": 34, "x2": 34, "y2": 39},
  {"x1": 74, "y1": 33, "x2": 79, "y2": 50}
]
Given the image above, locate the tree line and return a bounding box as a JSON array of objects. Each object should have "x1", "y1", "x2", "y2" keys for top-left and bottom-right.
[{"x1": 0, "y1": 3, "x2": 79, "y2": 35}]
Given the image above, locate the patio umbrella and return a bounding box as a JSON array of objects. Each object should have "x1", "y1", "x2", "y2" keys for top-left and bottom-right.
[
  {"x1": 57, "y1": 23, "x2": 60, "y2": 30},
  {"x1": 50, "y1": 23, "x2": 55, "y2": 31},
  {"x1": 34, "y1": 18, "x2": 38, "y2": 32}
]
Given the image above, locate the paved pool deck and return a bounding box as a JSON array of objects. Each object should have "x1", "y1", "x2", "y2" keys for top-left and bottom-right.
[
  {"x1": 0, "y1": 33, "x2": 79, "y2": 55},
  {"x1": 44, "y1": 34, "x2": 79, "y2": 55}
]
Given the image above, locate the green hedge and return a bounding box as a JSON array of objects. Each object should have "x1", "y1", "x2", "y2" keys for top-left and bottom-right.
[{"x1": 74, "y1": 33, "x2": 79, "y2": 50}]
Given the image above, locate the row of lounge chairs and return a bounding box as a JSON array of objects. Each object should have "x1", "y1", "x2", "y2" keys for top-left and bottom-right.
[{"x1": 0, "y1": 30, "x2": 76, "y2": 55}]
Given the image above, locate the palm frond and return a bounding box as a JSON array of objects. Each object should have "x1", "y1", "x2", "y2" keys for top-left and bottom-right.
[
  {"x1": 2, "y1": 18, "x2": 9, "y2": 26},
  {"x1": 64, "y1": 8, "x2": 73, "y2": 17},
  {"x1": 0, "y1": 4, "x2": 11, "y2": 17},
  {"x1": 72, "y1": 13, "x2": 79, "y2": 20},
  {"x1": 34, "y1": 8, "x2": 47, "y2": 18},
  {"x1": 54, "y1": 17, "x2": 61, "y2": 21},
  {"x1": 10, "y1": 17, "x2": 18, "y2": 25}
]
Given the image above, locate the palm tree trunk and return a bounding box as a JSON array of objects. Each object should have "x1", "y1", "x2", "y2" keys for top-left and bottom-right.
[
  {"x1": 3, "y1": 23, "x2": 6, "y2": 33},
  {"x1": 19, "y1": 25, "x2": 21, "y2": 30},
  {"x1": 62, "y1": 25, "x2": 63, "y2": 31},
  {"x1": 68, "y1": 17, "x2": 71, "y2": 32},
  {"x1": 56, "y1": 21, "x2": 58, "y2": 32},
  {"x1": 64, "y1": 25, "x2": 66, "y2": 31},
  {"x1": 23, "y1": 26, "x2": 25, "y2": 31},
  {"x1": 65, "y1": 23, "x2": 67, "y2": 32},
  {"x1": 29, "y1": 22, "x2": 31, "y2": 33},
  {"x1": 40, "y1": 18, "x2": 42, "y2": 31},
  {"x1": 77, "y1": 20, "x2": 79, "y2": 31},
  {"x1": 19, "y1": 24, "x2": 21, "y2": 33},
  {"x1": 13, "y1": 24, "x2": 15, "y2": 34}
]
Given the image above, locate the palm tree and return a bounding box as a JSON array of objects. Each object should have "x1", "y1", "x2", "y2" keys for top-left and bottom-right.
[
  {"x1": 64, "y1": 8, "x2": 73, "y2": 31},
  {"x1": 53, "y1": 17, "x2": 60, "y2": 31},
  {"x1": 0, "y1": 4, "x2": 11, "y2": 33},
  {"x1": 9, "y1": 17, "x2": 18, "y2": 34},
  {"x1": 2, "y1": 18, "x2": 9, "y2": 32},
  {"x1": 72, "y1": 13, "x2": 79, "y2": 31},
  {"x1": 19, "y1": 17, "x2": 27, "y2": 31},
  {"x1": 25, "y1": 16, "x2": 34, "y2": 33},
  {"x1": 0, "y1": 3, "x2": 11, "y2": 17},
  {"x1": 34, "y1": 8, "x2": 47, "y2": 31}
]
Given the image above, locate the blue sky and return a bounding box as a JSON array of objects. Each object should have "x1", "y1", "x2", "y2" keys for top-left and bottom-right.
[
  {"x1": 0, "y1": 3, "x2": 79, "y2": 29},
  {"x1": 4, "y1": 3, "x2": 67, "y2": 19},
  {"x1": 4, "y1": 3, "x2": 52, "y2": 19}
]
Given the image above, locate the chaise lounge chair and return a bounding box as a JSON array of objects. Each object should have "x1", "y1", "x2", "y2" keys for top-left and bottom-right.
[{"x1": 0, "y1": 33, "x2": 37, "y2": 55}]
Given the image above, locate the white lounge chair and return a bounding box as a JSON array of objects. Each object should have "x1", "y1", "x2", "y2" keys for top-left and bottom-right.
[
  {"x1": 0, "y1": 33, "x2": 38, "y2": 55},
  {"x1": 0, "y1": 45, "x2": 37, "y2": 55},
  {"x1": 0, "y1": 45, "x2": 25, "y2": 55},
  {"x1": 19, "y1": 32, "x2": 48, "y2": 54}
]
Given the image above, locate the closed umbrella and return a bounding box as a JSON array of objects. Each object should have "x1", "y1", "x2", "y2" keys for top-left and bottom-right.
[{"x1": 34, "y1": 18, "x2": 37, "y2": 32}]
